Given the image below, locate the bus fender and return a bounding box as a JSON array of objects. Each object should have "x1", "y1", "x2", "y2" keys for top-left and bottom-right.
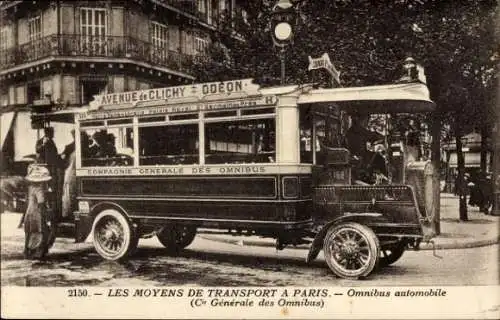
[
  {"x1": 75, "y1": 201, "x2": 134, "y2": 243},
  {"x1": 305, "y1": 213, "x2": 384, "y2": 264}
]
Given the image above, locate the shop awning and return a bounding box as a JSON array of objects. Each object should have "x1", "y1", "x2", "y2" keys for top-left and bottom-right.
[
  {"x1": 448, "y1": 152, "x2": 481, "y2": 168},
  {"x1": 297, "y1": 83, "x2": 435, "y2": 114},
  {"x1": 0, "y1": 112, "x2": 15, "y2": 149},
  {"x1": 31, "y1": 108, "x2": 85, "y2": 124}
]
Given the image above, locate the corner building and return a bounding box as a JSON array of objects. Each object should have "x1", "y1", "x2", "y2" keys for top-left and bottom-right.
[{"x1": 0, "y1": 0, "x2": 239, "y2": 169}]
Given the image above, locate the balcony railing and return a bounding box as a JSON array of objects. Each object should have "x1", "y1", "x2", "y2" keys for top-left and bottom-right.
[
  {"x1": 154, "y1": 0, "x2": 197, "y2": 16},
  {"x1": 0, "y1": 34, "x2": 204, "y2": 75}
]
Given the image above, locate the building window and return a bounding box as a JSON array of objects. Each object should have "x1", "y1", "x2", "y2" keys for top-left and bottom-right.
[
  {"x1": 197, "y1": 0, "x2": 209, "y2": 22},
  {"x1": 151, "y1": 21, "x2": 169, "y2": 63},
  {"x1": 28, "y1": 15, "x2": 42, "y2": 42},
  {"x1": 0, "y1": 26, "x2": 11, "y2": 50},
  {"x1": 194, "y1": 37, "x2": 208, "y2": 55},
  {"x1": 210, "y1": 0, "x2": 220, "y2": 25},
  {"x1": 0, "y1": 86, "x2": 8, "y2": 107},
  {"x1": 80, "y1": 8, "x2": 107, "y2": 55},
  {"x1": 80, "y1": 78, "x2": 107, "y2": 105},
  {"x1": 27, "y1": 81, "x2": 42, "y2": 104}
]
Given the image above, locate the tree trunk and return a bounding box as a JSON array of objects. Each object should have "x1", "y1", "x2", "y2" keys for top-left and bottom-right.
[
  {"x1": 480, "y1": 125, "x2": 489, "y2": 213},
  {"x1": 430, "y1": 115, "x2": 441, "y2": 234},
  {"x1": 480, "y1": 125, "x2": 488, "y2": 174},
  {"x1": 455, "y1": 127, "x2": 468, "y2": 221}
]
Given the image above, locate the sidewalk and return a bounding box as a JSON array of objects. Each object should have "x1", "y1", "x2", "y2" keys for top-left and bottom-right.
[{"x1": 199, "y1": 193, "x2": 500, "y2": 251}]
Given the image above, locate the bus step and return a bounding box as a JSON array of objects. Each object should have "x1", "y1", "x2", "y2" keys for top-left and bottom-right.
[{"x1": 56, "y1": 222, "x2": 75, "y2": 238}]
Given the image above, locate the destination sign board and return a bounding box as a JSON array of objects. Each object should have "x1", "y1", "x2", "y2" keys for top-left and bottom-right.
[
  {"x1": 308, "y1": 53, "x2": 340, "y2": 86},
  {"x1": 79, "y1": 95, "x2": 278, "y2": 120},
  {"x1": 90, "y1": 78, "x2": 261, "y2": 110}
]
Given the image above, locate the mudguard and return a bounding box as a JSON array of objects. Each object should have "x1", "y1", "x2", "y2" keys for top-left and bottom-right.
[
  {"x1": 305, "y1": 212, "x2": 385, "y2": 263},
  {"x1": 75, "y1": 201, "x2": 132, "y2": 243}
]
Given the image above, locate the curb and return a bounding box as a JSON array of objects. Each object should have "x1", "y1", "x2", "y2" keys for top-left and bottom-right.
[{"x1": 199, "y1": 234, "x2": 500, "y2": 251}]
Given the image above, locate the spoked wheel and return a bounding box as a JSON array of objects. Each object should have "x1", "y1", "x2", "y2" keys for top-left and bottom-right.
[
  {"x1": 92, "y1": 209, "x2": 138, "y2": 260},
  {"x1": 379, "y1": 242, "x2": 406, "y2": 267},
  {"x1": 323, "y1": 222, "x2": 380, "y2": 279},
  {"x1": 157, "y1": 225, "x2": 197, "y2": 253}
]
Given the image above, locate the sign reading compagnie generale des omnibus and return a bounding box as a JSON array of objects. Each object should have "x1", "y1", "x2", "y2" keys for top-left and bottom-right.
[{"x1": 89, "y1": 78, "x2": 262, "y2": 110}]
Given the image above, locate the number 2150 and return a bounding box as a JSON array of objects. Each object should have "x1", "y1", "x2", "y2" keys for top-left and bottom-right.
[{"x1": 67, "y1": 288, "x2": 88, "y2": 297}]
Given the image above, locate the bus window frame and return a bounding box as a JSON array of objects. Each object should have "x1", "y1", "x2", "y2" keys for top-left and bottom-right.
[
  {"x1": 78, "y1": 122, "x2": 136, "y2": 168},
  {"x1": 310, "y1": 110, "x2": 342, "y2": 165},
  {"x1": 203, "y1": 114, "x2": 276, "y2": 165},
  {"x1": 138, "y1": 118, "x2": 200, "y2": 166},
  {"x1": 75, "y1": 104, "x2": 282, "y2": 170}
]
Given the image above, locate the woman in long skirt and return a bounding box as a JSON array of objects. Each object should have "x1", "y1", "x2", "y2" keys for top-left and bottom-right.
[{"x1": 24, "y1": 165, "x2": 54, "y2": 260}]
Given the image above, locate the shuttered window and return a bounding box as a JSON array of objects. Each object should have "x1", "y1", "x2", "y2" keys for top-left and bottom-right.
[
  {"x1": 28, "y1": 15, "x2": 42, "y2": 42},
  {"x1": 80, "y1": 8, "x2": 107, "y2": 55}
]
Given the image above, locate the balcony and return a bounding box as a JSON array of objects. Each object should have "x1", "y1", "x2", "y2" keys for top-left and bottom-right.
[
  {"x1": 0, "y1": 34, "x2": 205, "y2": 76},
  {"x1": 150, "y1": 0, "x2": 197, "y2": 16}
]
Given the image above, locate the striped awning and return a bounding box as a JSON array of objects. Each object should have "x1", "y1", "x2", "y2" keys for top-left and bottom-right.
[{"x1": 0, "y1": 111, "x2": 15, "y2": 149}]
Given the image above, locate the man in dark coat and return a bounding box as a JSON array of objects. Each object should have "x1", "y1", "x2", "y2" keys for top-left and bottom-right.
[
  {"x1": 35, "y1": 127, "x2": 60, "y2": 171},
  {"x1": 35, "y1": 127, "x2": 61, "y2": 219}
]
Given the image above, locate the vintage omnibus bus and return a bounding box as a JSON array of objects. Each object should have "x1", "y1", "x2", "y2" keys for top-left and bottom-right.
[{"x1": 40, "y1": 78, "x2": 435, "y2": 279}]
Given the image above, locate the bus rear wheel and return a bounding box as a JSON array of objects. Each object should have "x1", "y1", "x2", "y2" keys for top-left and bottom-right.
[
  {"x1": 92, "y1": 209, "x2": 138, "y2": 260},
  {"x1": 323, "y1": 222, "x2": 380, "y2": 279},
  {"x1": 157, "y1": 225, "x2": 197, "y2": 253}
]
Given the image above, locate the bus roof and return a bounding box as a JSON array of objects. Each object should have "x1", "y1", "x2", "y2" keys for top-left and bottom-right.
[{"x1": 298, "y1": 82, "x2": 435, "y2": 114}]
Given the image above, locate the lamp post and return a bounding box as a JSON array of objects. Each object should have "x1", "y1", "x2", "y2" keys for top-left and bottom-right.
[{"x1": 270, "y1": 0, "x2": 297, "y2": 85}]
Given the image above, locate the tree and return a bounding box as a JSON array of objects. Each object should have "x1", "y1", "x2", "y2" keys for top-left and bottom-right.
[{"x1": 193, "y1": 0, "x2": 499, "y2": 221}]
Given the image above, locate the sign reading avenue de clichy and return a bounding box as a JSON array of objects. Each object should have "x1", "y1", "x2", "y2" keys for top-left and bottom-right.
[{"x1": 82, "y1": 79, "x2": 278, "y2": 120}]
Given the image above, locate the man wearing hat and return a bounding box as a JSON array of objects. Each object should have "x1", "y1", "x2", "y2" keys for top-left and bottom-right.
[
  {"x1": 35, "y1": 127, "x2": 60, "y2": 170},
  {"x1": 23, "y1": 164, "x2": 55, "y2": 259},
  {"x1": 35, "y1": 127, "x2": 61, "y2": 218}
]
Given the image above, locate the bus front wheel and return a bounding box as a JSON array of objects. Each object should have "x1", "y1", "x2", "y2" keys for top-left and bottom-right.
[
  {"x1": 323, "y1": 222, "x2": 380, "y2": 279},
  {"x1": 92, "y1": 209, "x2": 138, "y2": 260},
  {"x1": 157, "y1": 225, "x2": 197, "y2": 253}
]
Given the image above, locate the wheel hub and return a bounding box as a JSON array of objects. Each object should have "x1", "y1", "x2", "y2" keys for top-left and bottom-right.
[
  {"x1": 103, "y1": 225, "x2": 120, "y2": 242},
  {"x1": 340, "y1": 240, "x2": 360, "y2": 258}
]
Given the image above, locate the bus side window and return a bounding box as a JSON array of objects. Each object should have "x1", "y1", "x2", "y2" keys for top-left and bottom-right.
[
  {"x1": 138, "y1": 124, "x2": 199, "y2": 165},
  {"x1": 80, "y1": 127, "x2": 134, "y2": 167},
  {"x1": 205, "y1": 118, "x2": 275, "y2": 164}
]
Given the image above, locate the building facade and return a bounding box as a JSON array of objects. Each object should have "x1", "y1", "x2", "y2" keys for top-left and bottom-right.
[{"x1": 0, "y1": 0, "x2": 238, "y2": 169}]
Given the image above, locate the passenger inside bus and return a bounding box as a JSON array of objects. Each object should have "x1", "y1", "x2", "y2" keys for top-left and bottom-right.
[
  {"x1": 346, "y1": 115, "x2": 384, "y2": 184},
  {"x1": 81, "y1": 128, "x2": 134, "y2": 166}
]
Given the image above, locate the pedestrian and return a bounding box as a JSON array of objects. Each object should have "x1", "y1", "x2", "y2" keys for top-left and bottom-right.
[
  {"x1": 61, "y1": 151, "x2": 76, "y2": 219},
  {"x1": 23, "y1": 164, "x2": 55, "y2": 260},
  {"x1": 35, "y1": 127, "x2": 60, "y2": 174},
  {"x1": 60, "y1": 129, "x2": 75, "y2": 169}
]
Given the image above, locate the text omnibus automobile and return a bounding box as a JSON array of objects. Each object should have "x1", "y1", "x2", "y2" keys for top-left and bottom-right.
[{"x1": 46, "y1": 78, "x2": 435, "y2": 279}]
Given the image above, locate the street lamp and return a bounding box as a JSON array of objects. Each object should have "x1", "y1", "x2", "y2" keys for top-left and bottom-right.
[{"x1": 270, "y1": 0, "x2": 297, "y2": 85}]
